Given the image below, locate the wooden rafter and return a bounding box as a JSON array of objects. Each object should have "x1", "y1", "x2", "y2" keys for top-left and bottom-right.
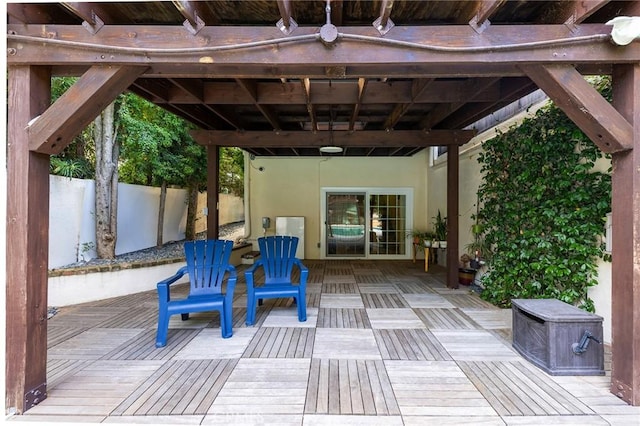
[
  {"x1": 439, "y1": 77, "x2": 538, "y2": 129},
  {"x1": 169, "y1": 78, "x2": 242, "y2": 129},
  {"x1": 521, "y1": 64, "x2": 634, "y2": 153},
  {"x1": 301, "y1": 78, "x2": 318, "y2": 132},
  {"x1": 235, "y1": 78, "x2": 281, "y2": 130},
  {"x1": 349, "y1": 78, "x2": 368, "y2": 131},
  {"x1": 418, "y1": 78, "x2": 500, "y2": 130},
  {"x1": 60, "y1": 2, "x2": 112, "y2": 33},
  {"x1": 565, "y1": 0, "x2": 610, "y2": 25},
  {"x1": 190, "y1": 129, "x2": 475, "y2": 147},
  {"x1": 383, "y1": 78, "x2": 434, "y2": 130}
]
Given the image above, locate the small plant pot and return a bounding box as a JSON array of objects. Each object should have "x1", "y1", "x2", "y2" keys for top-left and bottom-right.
[
  {"x1": 439, "y1": 241, "x2": 447, "y2": 249},
  {"x1": 423, "y1": 240, "x2": 432, "y2": 248},
  {"x1": 458, "y1": 268, "x2": 477, "y2": 286},
  {"x1": 431, "y1": 241, "x2": 440, "y2": 248}
]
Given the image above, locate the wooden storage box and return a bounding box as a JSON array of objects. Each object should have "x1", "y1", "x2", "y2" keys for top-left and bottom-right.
[{"x1": 511, "y1": 298, "x2": 604, "y2": 376}]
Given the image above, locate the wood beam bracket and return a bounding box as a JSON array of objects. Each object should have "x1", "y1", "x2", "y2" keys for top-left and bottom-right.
[
  {"x1": 468, "y1": 15, "x2": 491, "y2": 34},
  {"x1": 372, "y1": 0, "x2": 395, "y2": 35},
  {"x1": 183, "y1": 13, "x2": 205, "y2": 36},
  {"x1": 276, "y1": 17, "x2": 298, "y2": 35},
  {"x1": 24, "y1": 383, "x2": 47, "y2": 411},
  {"x1": 81, "y1": 11, "x2": 104, "y2": 35}
]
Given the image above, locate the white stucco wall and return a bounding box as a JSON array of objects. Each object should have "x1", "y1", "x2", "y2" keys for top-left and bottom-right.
[
  {"x1": 49, "y1": 176, "x2": 189, "y2": 268},
  {"x1": 246, "y1": 153, "x2": 429, "y2": 259},
  {"x1": 49, "y1": 177, "x2": 245, "y2": 268}
]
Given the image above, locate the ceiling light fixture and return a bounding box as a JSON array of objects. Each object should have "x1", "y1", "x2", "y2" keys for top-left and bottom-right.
[{"x1": 319, "y1": 146, "x2": 343, "y2": 154}]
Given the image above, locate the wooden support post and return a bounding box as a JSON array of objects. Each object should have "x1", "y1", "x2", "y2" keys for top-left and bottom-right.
[
  {"x1": 447, "y1": 144, "x2": 460, "y2": 289},
  {"x1": 206, "y1": 145, "x2": 220, "y2": 240},
  {"x1": 6, "y1": 66, "x2": 51, "y2": 413},
  {"x1": 610, "y1": 63, "x2": 640, "y2": 406}
]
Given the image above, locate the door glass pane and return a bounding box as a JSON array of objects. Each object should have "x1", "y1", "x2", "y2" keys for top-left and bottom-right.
[
  {"x1": 326, "y1": 193, "x2": 366, "y2": 256},
  {"x1": 369, "y1": 193, "x2": 407, "y2": 255}
]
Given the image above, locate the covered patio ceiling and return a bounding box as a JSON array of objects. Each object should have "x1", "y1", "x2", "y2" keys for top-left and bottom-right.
[{"x1": 7, "y1": 0, "x2": 638, "y2": 156}]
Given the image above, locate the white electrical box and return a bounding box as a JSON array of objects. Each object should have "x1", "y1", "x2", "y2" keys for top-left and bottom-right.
[{"x1": 276, "y1": 216, "x2": 305, "y2": 259}]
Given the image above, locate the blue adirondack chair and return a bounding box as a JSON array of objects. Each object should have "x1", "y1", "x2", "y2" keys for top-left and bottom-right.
[
  {"x1": 245, "y1": 236, "x2": 308, "y2": 326},
  {"x1": 156, "y1": 239, "x2": 237, "y2": 347}
]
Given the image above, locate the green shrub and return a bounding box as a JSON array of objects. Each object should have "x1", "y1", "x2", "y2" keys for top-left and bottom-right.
[{"x1": 477, "y1": 79, "x2": 611, "y2": 312}]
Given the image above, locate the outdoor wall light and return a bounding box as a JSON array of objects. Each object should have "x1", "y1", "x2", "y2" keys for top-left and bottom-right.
[
  {"x1": 606, "y1": 16, "x2": 640, "y2": 46},
  {"x1": 319, "y1": 146, "x2": 343, "y2": 154}
]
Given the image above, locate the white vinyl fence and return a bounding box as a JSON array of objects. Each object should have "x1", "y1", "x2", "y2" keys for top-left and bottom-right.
[{"x1": 49, "y1": 176, "x2": 243, "y2": 269}]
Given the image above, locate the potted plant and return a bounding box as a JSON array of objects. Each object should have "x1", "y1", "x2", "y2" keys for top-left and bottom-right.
[
  {"x1": 465, "y1": 220, "x2": 491, "y2": 268},
  {"x1": 458, "y1": 254, "x2": 477, "y2": 285},
  {"x1": 423, "y1": 231, "x2": 436, "y2": 248},
  {"x1": 433, "y1": 210, "x2": 447, "y2": 249},
  {"x1": 407, "y1": 229, "x2": 427, "y2": 253}
]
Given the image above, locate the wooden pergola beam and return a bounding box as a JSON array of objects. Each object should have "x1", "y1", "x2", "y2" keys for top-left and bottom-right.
[
  {"x1": 28, "y1": 65, "x2": 146, "y2": 154},
  {"x1": 522, "y1": 64, "x2": 634, "y2": 153},
  {"x1": 8, "y1": 24, "x2": 638, "y2": 67},
  {"x1": 190, "y1": 129, "x2": 476, "y2": 148}
]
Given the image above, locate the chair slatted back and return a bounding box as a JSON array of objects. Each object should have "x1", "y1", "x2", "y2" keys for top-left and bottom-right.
[
  {"x1": 258, "y1": 236, "x2": 299, "y2": 285},
  {"x1": 184, "y1": 239, "x2": 233, "y2": 296}
]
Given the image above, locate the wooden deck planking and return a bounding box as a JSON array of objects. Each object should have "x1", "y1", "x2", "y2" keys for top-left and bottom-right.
[
  {"x1": 444, "y1": 293, "x2": 497, "y2": 309},
  {"x1": 321, "y1": 283, "x2": 359, "y2": 293},
  {"x1": 373, "y1": 329, "x2": 452, "y2": 361},
  {"x1": 414, "y1": 308, "x2": 480, "y2": 330},
  {"x1": 48, "y1": 306, "x2": 125, "y2": 327},
  {"x1": 458, "y1": 360, "x2": 594, "y2": 416},
  {"x1": 208, "y1": 358, "x2": 310, "y2": 415},
  {"x1": 28, "y1": 360, "x2": 166, "y2": 416},
  {"x1": 393, "y1": 280, "x2": 435, "y2": 294},
  {"x1": 97, "y1": 308, "x2": 158, "y2": 329},
  {"x1": 48, "y1": 328, "x2": 146, "y2": 360},
  {"x1": 242, "y1": 327, "x2": 314, "y2": 358},
  {"x1": 112, "y1": 359, "x2": 237, "y2": 416},
  {"x1": 384, "y1": 360, "x2": 496, "y2": 417},
  {"x1": 362, "y1": 293, "x2": 409, "y2": 309},
  {"x1": 28, "y1": 260, "x2": 635, "y2": 424},
  {"x1": 432, "y1": 330, "x2": 520, "y2": 361},
  {"x1": 355, "y1": 274, "x2": 389, "y2": 284},
  {"x1": 47, "y1": 326, "x2": 88, "y2": 348},
  {"x1": 305, "y1": 359, "x2": 400, "y2": 415},
  {"x1": 46, "y1": 359, "x2": 94, "y2": 388},
  {"x1": 317, "y1": 308, "x2": 371, "y2": 329}
]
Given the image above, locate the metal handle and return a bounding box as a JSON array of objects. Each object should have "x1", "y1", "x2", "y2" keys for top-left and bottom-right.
[{"x1": 571, "y1": 330, "x2": 602, "y2": 355}]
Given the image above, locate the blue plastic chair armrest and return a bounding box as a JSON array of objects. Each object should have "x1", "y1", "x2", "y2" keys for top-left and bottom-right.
[
  {"x1": 244, "y1": 259, "x2": 264, "y2": 289},
  {"x1": 157, "y1": 266, "x2": 188, "y2": 302},
  {"x1": 225, "y1": 264, "x2": 238, "y2": 304},
  {"x1": 293, "y1": 259, "x2": 309, "y2": 284}
]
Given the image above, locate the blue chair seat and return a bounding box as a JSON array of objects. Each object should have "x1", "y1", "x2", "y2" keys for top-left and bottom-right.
[
  {"x1": 156, "y1": 239, "x2": 237, "y2": 347},
  {"x1": 245, "y1": 236, "x2": 308, "y2": 326}
]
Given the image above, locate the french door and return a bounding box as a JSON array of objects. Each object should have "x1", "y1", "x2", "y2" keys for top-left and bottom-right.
[{"x1": 322, "y1": 188, "x2": 412, "y2": 259}]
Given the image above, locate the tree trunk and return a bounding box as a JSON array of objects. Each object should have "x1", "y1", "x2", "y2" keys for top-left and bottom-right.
[
  {"x1": 94, "y1": 101, "x2": 118, "y2": 259},
  {"x1": 157, "y1": 181, "x2": 167, "y2": 247},
  {"x1": 185, "y1": 185, "x2": 199, "y2": 240}
]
